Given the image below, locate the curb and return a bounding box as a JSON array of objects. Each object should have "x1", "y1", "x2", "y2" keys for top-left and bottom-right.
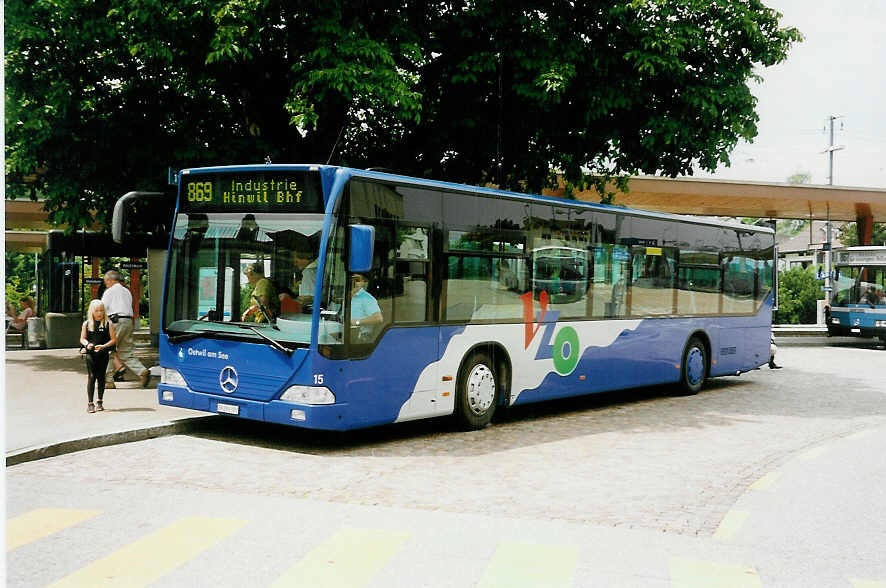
[
  {"x1": 772, "y1": 325, "x2": 828, "y2": 337},
  {"x1": 5, "y1": 416, "x2": 215, "y2": 467}
]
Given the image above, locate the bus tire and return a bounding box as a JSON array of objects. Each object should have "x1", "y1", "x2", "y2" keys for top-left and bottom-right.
[
  {"x1": 675, "y1": 336, "x2": 707, "y2": 396},
  {"x1": 455, "y1": 352, "x2": 498, "y2": 430}
]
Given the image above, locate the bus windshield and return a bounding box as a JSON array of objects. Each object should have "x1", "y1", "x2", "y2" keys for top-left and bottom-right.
[
  {"x1": 834, "y1": 266, "x2": 886, "y2": 306},
  {"x1": 163, "y1": 211, "x2": 325, "y2": 346}
]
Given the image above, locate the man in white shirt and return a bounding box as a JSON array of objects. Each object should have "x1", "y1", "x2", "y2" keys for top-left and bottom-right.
[
  {"x1": 278, "y1": 246, "x2": 318, "y2": 314},
  {"x1": 293, "y1": 247, "x2": 318, "y2": 304},
  {"x1": 101, "y1": 271, "x2": 150, "y2": 388}
]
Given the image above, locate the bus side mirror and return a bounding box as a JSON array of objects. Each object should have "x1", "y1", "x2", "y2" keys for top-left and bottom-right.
[
  {"x1": 112, "y1": 191, "x2": 166, "y2": 244},
  {"x1": 349, "y1": 224, "x2": 375, "y2": 272}
]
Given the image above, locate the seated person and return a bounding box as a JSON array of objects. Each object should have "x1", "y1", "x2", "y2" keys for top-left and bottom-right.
[
  {"x1": 279, "y1": 246, "x2": 318, "y2": 314},
  {"x1": 9, "y1": 296, "x2": 34, "y2": 332},
  {"x1": 862, "y1": 286, "x2": 883, "y2": 306},
  {"x1": 350, "y1": 273, "x2": 383, "y2": 338},
  {"x1": 241, "y1": 263, "x2": 278, "y2": 323}
]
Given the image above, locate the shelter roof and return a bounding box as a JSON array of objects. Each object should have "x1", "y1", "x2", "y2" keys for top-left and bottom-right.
[{"x1": 546, "y1": 176, "x2": 886, "y2": 222}]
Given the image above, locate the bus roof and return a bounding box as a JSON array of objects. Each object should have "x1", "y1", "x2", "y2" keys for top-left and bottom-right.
[{"x1": 179, "y1": 164, "x2": 775, "y2": 236}]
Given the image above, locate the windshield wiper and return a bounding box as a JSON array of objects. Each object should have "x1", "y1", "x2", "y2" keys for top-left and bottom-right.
[
  {"x1": 251, "y1": 294, "x2": 280, "y2": 330},
  {"x1": 238, "y1": 324, "x2": 294, "y2": 356},
  {"x1": 169, "y1": 329, "x2": 229, "y2": 344}
]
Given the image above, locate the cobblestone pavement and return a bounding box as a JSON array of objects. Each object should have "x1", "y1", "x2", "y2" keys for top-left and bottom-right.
[{"x1": 9, "y1": 341, "x2": 886, "y2": 538}]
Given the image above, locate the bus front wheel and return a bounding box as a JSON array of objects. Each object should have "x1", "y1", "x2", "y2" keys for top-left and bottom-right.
[
  {"x1": 676, "y1": 336, "x2": 707, "y2": 396},
  {"x1": 455, "y1": 352, "x2": 498, "y2": 430}
]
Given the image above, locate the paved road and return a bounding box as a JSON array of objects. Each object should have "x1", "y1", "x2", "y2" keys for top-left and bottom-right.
[{"x1": 6, "y1": 340, "x2": 886, "y2": 586}]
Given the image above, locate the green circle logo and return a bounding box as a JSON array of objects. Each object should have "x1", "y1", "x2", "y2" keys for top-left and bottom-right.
[{"x1": 553, "y1": 326, "x2": 580, "y2": 375}]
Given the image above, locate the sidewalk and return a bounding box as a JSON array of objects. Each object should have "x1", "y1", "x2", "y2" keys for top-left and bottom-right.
[{"x1": 5, "y1": 347, "x2": 210, "y2": 465}]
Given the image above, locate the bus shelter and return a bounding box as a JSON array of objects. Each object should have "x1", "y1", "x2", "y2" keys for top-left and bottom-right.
[{"x1": 17, "y1": 230, "x2": 166, "y2": 348}]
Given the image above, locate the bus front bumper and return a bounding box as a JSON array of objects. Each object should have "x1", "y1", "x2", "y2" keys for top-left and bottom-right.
[
  {"x1": 826, "y1": 323, "x2": 886, "y2": 339},
  {"x1": 157, "y1": 385, "x2": 350, "y2": 430}
]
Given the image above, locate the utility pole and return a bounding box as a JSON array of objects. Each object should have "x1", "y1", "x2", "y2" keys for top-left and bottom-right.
[{"x1": 823, "y1": 115, "x2": 845, "y2": 304}]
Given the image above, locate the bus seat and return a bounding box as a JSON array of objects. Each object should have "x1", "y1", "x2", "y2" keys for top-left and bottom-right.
[{"x1": 279, "y1": 294, "x2": 301, "y2": 315}]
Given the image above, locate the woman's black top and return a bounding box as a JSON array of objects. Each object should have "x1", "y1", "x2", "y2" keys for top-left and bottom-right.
[{"x1": 86, "y1": 323, "x2": 112, "y2": 356}]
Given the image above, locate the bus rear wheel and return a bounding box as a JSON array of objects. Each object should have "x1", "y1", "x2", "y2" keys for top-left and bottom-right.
[
  {"x1": 455, "y1": 352, "x2": 498, "y2": 430},
  {"x1": 676, "y1": 336, "x2": 707, "y2": 395}
]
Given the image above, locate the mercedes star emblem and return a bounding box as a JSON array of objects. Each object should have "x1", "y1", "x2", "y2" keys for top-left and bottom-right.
[{"x1": 219, "y1": 366, "x2": 239, "y2": 394}]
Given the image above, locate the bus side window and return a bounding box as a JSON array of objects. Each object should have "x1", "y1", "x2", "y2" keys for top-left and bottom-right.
[
  {"x1": 589, "y1": 244, "x2": 629, "y2": 318},
  {"x1": 722, "y1": 255, "x2": 756, "y2": 313},
  {"x1": 445, "y1": 256, "x2": 527, "y2": 321},
  {"x1": 630, "y1": 246, "x2": 677, "y2": 316},
  {"x1": 394, "y1": 226, "x2": 430, "y2": 323},
  {"x1": 346, "y1": 218, "x2": 394, "y2": 354}
]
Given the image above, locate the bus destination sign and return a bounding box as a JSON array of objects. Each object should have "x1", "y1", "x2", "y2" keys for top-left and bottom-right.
[
  {"x1": 180, "y1": 171, "x2": 323, "y2": 213},
  {"x1": 834, "y1": 248, "x2": 886, "y2": 266}
]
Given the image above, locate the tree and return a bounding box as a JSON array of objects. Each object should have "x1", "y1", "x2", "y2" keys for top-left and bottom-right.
[
  {"x1": 840, "y1": 223, "x2": 886, "y2": 247},
  {"x1": 5, "y1": 252, "x2": 39, "y2": 310},
  {"x1": 776, "y1": 266, "x2": 823, "y2": 324},
  {"x1": 786, "y1": 171, "x2": 811, "y2": 185},
  {"x1": 6, "y1": 1, "x2": 801, "y2": 227}
]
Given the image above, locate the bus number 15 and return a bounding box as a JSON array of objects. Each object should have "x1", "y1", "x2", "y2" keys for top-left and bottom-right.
[{"x1": 187, "y1": 182, "x2": 213, "y2": 202}]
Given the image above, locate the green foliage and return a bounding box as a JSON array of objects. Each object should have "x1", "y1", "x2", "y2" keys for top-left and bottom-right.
[
  {"x1": 840, "y1": 223, "x2": 886, "y2": 247},
  {"x1": 776, "y1": 267, "x2": 823, "y2": 324},
  {"x1": 5, "y1": 253, "x2": 38, "y2": 308},
  {"x1": 786, "y1": 171, "x2": 811, "y2": 185},
  {"x1": 6, "y1": 1, "x2": 801, "y2": 223},
  {"x1": 5, "y1": 277, "x2": 30, "y2": 311},
  {"x1": 241, "y1": 284, "x2": 254, "y2": 315}
]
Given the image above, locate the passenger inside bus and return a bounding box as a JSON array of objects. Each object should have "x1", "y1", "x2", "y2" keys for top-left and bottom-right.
[
  {"x1": 862, "y1": 286, "x2": 883, "y2": 306},
  {"x1": 241, "y1": 263, "x2": 278, "y2": 323},
  {"x1": 279, "y1": 245, "x2": 318, "y2": 314}
]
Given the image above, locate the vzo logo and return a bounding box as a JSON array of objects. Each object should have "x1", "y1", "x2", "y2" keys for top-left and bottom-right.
[{"x1": 521, "y1": 291, "x2": 580, "y2": 376}]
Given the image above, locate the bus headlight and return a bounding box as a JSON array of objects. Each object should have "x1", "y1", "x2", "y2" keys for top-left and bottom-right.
[
  {"x1": 876, "y1": 320, "x2": 886, "y2": 327},
  {"x1": 831, "y1": 317, "x2": 841, "y2": 325},
  {"x1": 280, "y1": 386, "x2": 335, "y2": 405},
  {"x1": 161, "y1": 368, "x2": 187, "y2": 387}
]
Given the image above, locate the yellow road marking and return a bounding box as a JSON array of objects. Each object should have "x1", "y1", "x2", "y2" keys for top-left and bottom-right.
[
  {"x1": 713, "y1": 510, "x2": 750, "y2": 541},
  {"x1": 670, "y1": 557, "x2": 762, "y2": 588},
  {"x1": 850, "y1": 580, "x2": 886, "y2": 588},
  {"x1": 47, "y1": 516, "x2": 245, "y2": 588},
  {"x1": 478, "y1": 541, "x2": 578, "y2": 588},
  {"x1": 7, "y1": 508, "x2": 101, "y2": 552},
  {"x1": 270, "y1": 527, "x2": 409, "y2": 588},
  {"x1": 749, "y1": 471, "x2": 781, "y2": 491}
]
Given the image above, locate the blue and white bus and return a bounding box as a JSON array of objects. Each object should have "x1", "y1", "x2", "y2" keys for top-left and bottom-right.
[
  {"x1": 827, "y1": 247, "x2": 886, "y2": 344},
  {"x1": 146, "y1": 165, "x2": 775, "y2": 430}
]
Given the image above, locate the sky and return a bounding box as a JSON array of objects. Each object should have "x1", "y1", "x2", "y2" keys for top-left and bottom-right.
[{"x1": 694, "y1": 0, "x2": 886, "y2": 189}]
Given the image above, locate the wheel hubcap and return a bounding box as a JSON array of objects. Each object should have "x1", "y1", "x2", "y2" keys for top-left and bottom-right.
[
  {"x1": 467, "y1": 364, "x2": 495, "y2": 415},
  {"x1": 687, "y1": 347, "x2": 704, "y2": 386}
]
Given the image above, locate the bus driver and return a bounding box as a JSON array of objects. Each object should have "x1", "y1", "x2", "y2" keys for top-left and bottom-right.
[{"x1": 350, "y1": 273, "x2": 383, "y2": 338}]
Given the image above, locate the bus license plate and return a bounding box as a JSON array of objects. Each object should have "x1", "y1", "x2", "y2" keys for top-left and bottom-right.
[
  {"x1": 216, "y1": 403, "x2": 239, "y2": 415},
  {"x1": 851, "y1": 328, "x2": 861, "y2": 334}
]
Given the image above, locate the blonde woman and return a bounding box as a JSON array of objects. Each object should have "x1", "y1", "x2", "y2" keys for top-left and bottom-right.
[{"x1": 79, "y1": 300, "x2": 117, "y2": 413}]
